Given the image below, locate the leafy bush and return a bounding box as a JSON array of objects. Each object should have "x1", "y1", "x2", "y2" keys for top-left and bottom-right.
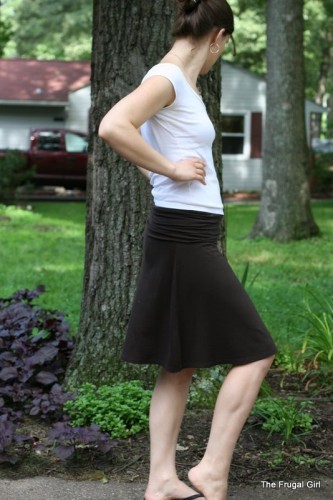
[
  {"x1": 64, "y1": 380, "x2": 152, "y2": 439},
  {"x1": 311, "y1": 152, "x2": 333, "y2": 194},
  {"x1": 301, "y1": 288, "x2": 333, "y2": 366},
  {"x1": 297, "y1": 288, "x2": 333, "y2": 394},
  {"x1": 0, "y1": 285, "x2": 74, "y2": 419},
  {"x1": 0, "y1": 151, "x2": 35, "y2": 203},
  {"x1": 251, "y1": 396, "x2": 313, "y2": 443},
  {"x1": 47, "y1": 421, "x2": 116, "y2": 460},
  {"x1": 188, "y1": 367, "x2": 226, "y2": 409},
  {"x1": 0, "y1": 416, "x2": 32, "y2": 464},
  {"x1": 0, "y1": 287, "x2": 115, "y2": 463}
]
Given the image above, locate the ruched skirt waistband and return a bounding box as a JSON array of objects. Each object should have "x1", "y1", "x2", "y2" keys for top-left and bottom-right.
[{"x1": 146, "y1": 206, "x2": 222, "y2": 244}]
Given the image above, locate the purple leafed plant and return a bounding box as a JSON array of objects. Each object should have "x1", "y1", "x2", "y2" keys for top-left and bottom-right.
[
  {"x1": 0, "y1": 415, "x2": 32, "y2": 464},
  {"x1": 48, "y1": 421, "x2": 117, "y2": 460},
  {"x1": 0, "y1": 285, "x2": 74, "y2": 418},
  {"x1": 0, "y1": 286, "x2": 116, "y2": 463}
]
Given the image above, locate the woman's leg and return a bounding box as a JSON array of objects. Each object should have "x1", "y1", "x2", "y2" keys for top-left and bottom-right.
[
  {"x1": 145, "y1": 367, "x2": 201, "y2": 500},
  {"x1": 189, "y1": 354, "x2": 275, "y2": 500}
]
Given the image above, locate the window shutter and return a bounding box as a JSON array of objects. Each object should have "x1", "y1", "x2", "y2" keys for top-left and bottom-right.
[{"x1": 250, "y1": 112, "x2": 262, "y2": 158}]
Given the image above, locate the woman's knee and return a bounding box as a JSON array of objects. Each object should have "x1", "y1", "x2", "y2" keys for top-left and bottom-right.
[
  {"x1": 257, "y1": 354, "x2": 275, "y2": 374},
  {"x1": 160, "y1": 367, "x2": 195, "y2": 383}
]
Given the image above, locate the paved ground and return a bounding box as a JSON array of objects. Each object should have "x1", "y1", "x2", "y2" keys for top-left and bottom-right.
[{"x1": 0, "y1": 475, "x2": 332, "y2": 500}]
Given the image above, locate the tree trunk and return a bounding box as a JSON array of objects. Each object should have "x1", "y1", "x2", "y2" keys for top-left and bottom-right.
[
  {"x1": 199, "y1": 66, "x2": 226, "y2": 255},
  {"x1": 251, "y1": 0, "x2": 319, "y2": 242},
  {"x1": 65, "y1": 0, "x2": 224, "y2": 388}
]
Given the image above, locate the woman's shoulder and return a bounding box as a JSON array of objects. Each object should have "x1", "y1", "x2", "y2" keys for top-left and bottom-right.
[{"x1": 142, "y1": 63, "x2": 184, "y2": 84}]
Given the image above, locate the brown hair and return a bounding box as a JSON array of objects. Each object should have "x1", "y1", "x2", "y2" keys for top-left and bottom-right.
[{"x1": 173, "y1": 0, "x2": 236, "y2": 55}]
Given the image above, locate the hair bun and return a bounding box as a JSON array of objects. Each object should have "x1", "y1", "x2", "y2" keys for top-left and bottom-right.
[{"x1": 178, "y1": 0, "x2": 202, "y2": 14}]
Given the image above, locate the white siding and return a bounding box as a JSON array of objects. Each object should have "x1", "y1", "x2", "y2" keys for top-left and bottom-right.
[
  {"x1": 66, "y1": 86, "x2": 90, "y2": 132},
  {"x1": 221, "y1": 62, "x2": 265, "y2": 192},
  {"x1": 223, "y1": 158, "x2": 262, "y2": 192},
  {"x1": 220, "y1": 62, "x2": 325, "y2": 192},
  {"x1": 0, "y1": 105, "x2": 65, "y2": 149},
  {"x1": 221, "y1": 62, "x2": 266, "y2": 113}
]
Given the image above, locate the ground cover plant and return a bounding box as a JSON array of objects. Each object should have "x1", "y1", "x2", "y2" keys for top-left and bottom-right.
[
  {"x1": 0, "y1": 287, "x2": 115, "y2": 463},
  {"x1": 64, "y1": 381, "x2": 152, "y2": 439}
]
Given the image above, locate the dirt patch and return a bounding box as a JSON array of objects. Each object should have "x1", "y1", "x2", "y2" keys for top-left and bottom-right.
[{"x1": 1, "y1": 372, "x2": 332, "y2": 486}]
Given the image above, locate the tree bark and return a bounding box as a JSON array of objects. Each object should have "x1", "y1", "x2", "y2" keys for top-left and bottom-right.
[
  {"x1": 65, "y1": 0, "x2": 224, "y2": 388},
  {"x1": 251, "y1": 0, "x2": 319, "y2": 242}
]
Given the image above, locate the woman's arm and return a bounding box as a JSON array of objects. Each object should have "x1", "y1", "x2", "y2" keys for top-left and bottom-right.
[
  {"x1": 136, "y1": 166, "x2": 151, "y2": 180},
  {"x1": 98, "y1": 76, "x2": 206, "y2": 185}
]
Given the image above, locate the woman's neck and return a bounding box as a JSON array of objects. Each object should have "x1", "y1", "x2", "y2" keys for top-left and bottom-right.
[{"x1": 162, "y1": 38, "x2": 209, "y2": 87}]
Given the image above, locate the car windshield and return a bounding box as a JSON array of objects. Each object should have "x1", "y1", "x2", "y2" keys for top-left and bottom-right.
[{"x1": 65, "y1": 132, "x2": 88, "y2": 153}]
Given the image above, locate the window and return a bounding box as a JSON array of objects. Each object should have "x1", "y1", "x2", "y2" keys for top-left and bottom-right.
[
  {"x1": 222, "y1": 115, "x2": 245, "y2": 155},
  {"x1": 65, "y1": 132, "x2": 88, "y2": 153},
  {"x1": 37, "y1": 131, "x2": 61, "y2": 151}
]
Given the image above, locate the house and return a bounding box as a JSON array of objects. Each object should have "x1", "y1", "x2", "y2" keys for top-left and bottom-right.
[
  {"x1": 221, "y1": 61, "x2": 326, "y2": 192},
  {"x1": 0, "y1": 59, "x2": 91, "y2": 150},
  {"x1": 0, "y1": 58, "x2": 326, "y2": 192}
]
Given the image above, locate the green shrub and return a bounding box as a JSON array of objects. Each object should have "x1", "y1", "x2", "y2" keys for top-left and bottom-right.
[
  {"x1": 64, "y1": 380, "x2": 152, "y2": 439},
  {"x1": 301, "y1": 287, "x2": 333, "y2": 366},
  {"x1": 188, "y1": 366, "x2": 227, "y2": 409},
  {"x1": 311, "y1": 152, "x2": 333, "y2": 193},
  {"x1": 188, "y1": 367, "x2": 273, "y2": 410},
  {"x1": 252, "y1": 396, "x2": 313, "y2": 443},
  {"x1": 296, "y1": 288, "x2": 333, "y2": 394},
  {"x1": 0, "y1": 150, "x2": 35, "y2": 203}
]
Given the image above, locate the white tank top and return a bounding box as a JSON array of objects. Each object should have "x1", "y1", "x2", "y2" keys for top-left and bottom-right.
[{"x1": 141, "y1": 63, "x2": 223, "y2": 215}]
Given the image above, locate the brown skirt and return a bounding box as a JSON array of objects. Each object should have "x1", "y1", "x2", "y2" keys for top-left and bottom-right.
[{"x1": 121, "y1": 206, "x2": 277, "y2": 372}]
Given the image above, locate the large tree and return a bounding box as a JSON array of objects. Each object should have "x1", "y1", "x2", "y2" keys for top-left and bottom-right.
[
  {"x1": 65, "y1": 0, "x2": 224, "y2": 388},
  {"x1": 250, "y1": 0, "x2": 319, "y2": 242}
]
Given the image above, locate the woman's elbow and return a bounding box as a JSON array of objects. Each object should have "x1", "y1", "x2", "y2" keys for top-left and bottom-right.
[
  {"x1": 98, "y1": 116, "x2": 128, "y2": 148},
  {"x1": 98, "y1": 117, "x2": 114, "y2": 143}
]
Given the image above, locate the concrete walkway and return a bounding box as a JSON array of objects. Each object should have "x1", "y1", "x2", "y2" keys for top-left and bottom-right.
[{"x1": 0, "y1": 475, "x2": 332, "y2": 500}]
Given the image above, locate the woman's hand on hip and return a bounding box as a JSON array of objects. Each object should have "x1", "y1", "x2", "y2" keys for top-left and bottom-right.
[{"x1": 171, "y1": 157, "x2": 206, "y2": 185}]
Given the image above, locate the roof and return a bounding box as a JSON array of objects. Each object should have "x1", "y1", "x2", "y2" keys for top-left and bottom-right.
[
  {"x1": 222, "y1": 60, "x2": 265, "y2": 82},
  {"x1": 0, "y1": 59, "x2": 91, "y2": 103}
]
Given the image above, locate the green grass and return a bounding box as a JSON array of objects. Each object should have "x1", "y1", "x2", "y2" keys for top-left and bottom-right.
[
  {"x1": 225, "y1": 201, "x2": 333, "y2": 352},
  {"x1": 0, "y1": 202, "x2": 85, "y2": 332},
  {"x1": 0, "y1": 200, "x2": 332, "y2": 354}
]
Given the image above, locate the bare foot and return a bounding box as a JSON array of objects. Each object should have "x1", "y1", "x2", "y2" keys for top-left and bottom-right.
[
  {"x1": 188, "y1": 463, "x2": 228, "y2": 500},
  {"x1": 144, "y1": 477, "x2": 202, "y2": 500}
]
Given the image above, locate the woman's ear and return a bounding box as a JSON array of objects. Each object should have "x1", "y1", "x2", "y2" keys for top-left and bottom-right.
[{"x1": 212, "y1": 28, "x2": 226, "y2": 44}]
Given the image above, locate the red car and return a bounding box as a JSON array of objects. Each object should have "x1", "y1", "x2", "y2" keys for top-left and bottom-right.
[{"x1": 0, "y1": 128, "x2": 88, "y2": 189}]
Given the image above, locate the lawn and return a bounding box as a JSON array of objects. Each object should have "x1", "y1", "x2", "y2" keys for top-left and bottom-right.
[
  {"x1": 0, "y1": 200, "x2": 332, "y2": 355},
  {"x1": 0, "y1": 202, "x2": 85, "y2": 333}
]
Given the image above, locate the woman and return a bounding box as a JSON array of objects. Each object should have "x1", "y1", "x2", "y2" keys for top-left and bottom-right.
[{"x1": 99, "y1": 1, "x2": 277, "y2": 499}]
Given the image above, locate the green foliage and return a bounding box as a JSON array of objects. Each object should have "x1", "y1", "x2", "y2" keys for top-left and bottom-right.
[
  {"x1": 226, "y1": 0, "x2": 266, "y2": 75},
  {"x1": 311, "y1": 153, "x2": 333, "y2": 194},
  {"x1": 296, "y1": 287, "x2": 333, "y2": 394},
  {"x1": 2, "y1": 0, "x2": 92, "y2": 60},
  {"x1": 0, "y1": 13, "x2": 13, "y2": 57},
  {"x1": 273, "y1": 351, "x2": 303, "y2": 374},
  {"x1": 252, "y1": 397, "x2": 313, "y2": 443},
  {"x1": 304, "y1": 0, "x2": 333, "y2": 101},
  {"x1": 262, "y1": 450, "x2": 284, "y2": 468},
  {"x1": 301, "y1": 287, "x2": 333, "y2": 365},
  {"x1": 64, "y1": 381, "x2": 152, "y2": 439},
  {"x1": 188, "y1": 367, "x2": 227, "y2": 408},
  {"x1": 0, "y1": 151, "x2": 34, "y2": 204},
  {"x1": 240, "y1": 261, "x2": 260, "y2": 289}
]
